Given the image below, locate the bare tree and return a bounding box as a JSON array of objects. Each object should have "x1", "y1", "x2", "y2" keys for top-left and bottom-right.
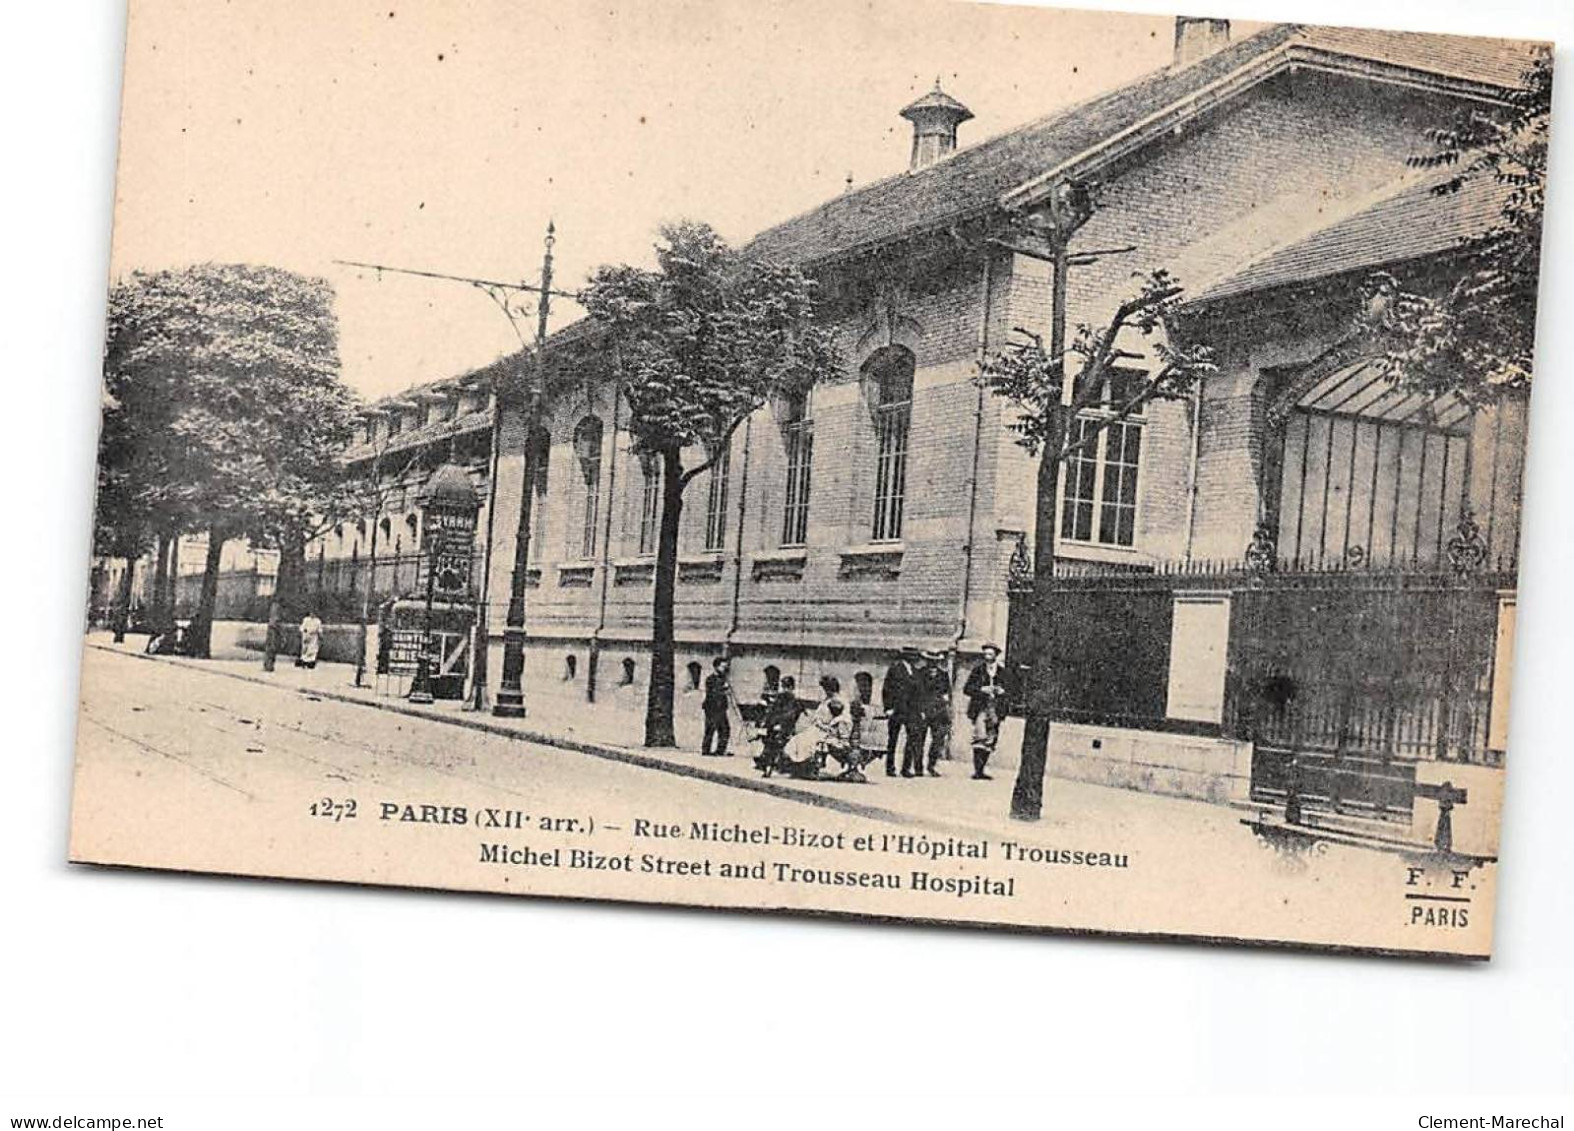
[{"x1": 978, "y1": 269, "x2": 1216, "y2": 820}]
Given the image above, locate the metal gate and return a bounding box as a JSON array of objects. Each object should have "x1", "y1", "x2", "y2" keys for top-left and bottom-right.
[{"x1": 1231, "y1": 568, "x2": 1508, "y2": 824}]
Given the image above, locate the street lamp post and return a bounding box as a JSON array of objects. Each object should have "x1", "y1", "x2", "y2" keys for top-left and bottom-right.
[
  {"x1": 334, "y1": 221, "x2": 567, "y2": 718},
  {"x1": 492, "y1": 223, "x2": 555, "y2": 718},
  {"x1": 408, "y1": 463, "x2": 481, "y2": 705}
]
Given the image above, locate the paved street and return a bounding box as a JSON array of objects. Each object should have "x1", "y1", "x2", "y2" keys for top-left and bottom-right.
[
  {"x1": 76, "y1": 633, "x2": 1253, "y2": 847},
  {"x1": 70, "y1": 637, "x2": 1496, "y2": 953}
]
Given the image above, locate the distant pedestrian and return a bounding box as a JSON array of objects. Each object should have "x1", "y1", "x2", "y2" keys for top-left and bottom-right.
[
  {"x1": 755, "y1": 676, "x2": 802, "y2": 776},
  {"x1": 298, "y1": 610, "x2": 323, "y2": 669},
  {"x1": 963, "y1": 643, "x2": 1016, "y2": 780},
  {"x1": 881, "y1": 647, "x2": 919, "y2": 778},
  {"x1": 903, "y1": 649, "x2": 952, "y2": 777},
  {"x1": 701, "y1": 655, "x2": 733, "y2": 756}
]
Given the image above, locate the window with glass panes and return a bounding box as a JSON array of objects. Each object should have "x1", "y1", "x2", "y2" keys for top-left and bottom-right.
[
  {"x1": 866, "y1": 348, "x2": 914, "y2": 543},
  {"x1": 637, "y1": 455, "x2": 661, "y2": 556},
  {"x1": 1060, "y1": 373, "x2": 1144, "y2": 548},
  {"x1": 569, "y1": 416, "x2": 602, "y2": 560},
  {"x1": 526, "y1": 425, "x2": 550, "y2": 562},
  {"x1": 703, "y1": 445, "x2": 731, "y2": 552},
  {"x1": 780, "y1": 389, "x2": 813, "y2": 547}
]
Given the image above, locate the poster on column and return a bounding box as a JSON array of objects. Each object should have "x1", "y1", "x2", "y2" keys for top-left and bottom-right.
[{"x1": 68, "y1": 0, "x2": 1554, "y2": 959}]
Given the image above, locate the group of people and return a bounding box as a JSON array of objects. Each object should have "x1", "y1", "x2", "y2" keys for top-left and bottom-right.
[
  {"x1": 883, "y1": 644, "x2": 1016, "y2": 780},
  {"x1": 697, "y1": 643, "x2": 1018, "y2": 784},
  {"x1": 880, "y1": 648, "x2": 953, "y2": 778}
]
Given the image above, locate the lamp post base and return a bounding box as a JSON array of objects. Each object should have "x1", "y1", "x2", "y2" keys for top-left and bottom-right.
[
  {"x1": 408, "y1": 658, "x2": 434, "y2": 705},
  {"x1": 491, "y1": 690, "x2": 526, "y2": 719}
]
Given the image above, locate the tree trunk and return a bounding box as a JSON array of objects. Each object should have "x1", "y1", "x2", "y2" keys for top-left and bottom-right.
[
  {"x1": 263, "y1": 528, "x2": 306, "y2": 673},
  {"x1": 165, "y1": 534, "x2": 180, "y2": 628},
  {"x1": 1009, "y1": 440, "x2": 1064, "y2": 822},
  {"x1": 111, "y1": 551, "x2": 136, "y2": 643},
  {"x1": 149, "y1": 528, "x2": 174, "y2": 638},
  {"x1": 644, "y1": 446, "x2": 686, "y2": 747},
  {"x1": 186, "y1": 527, "x2": 227, "y2": 658},
  {"x1": 356, "y1": 517, "x2": 380, "y2": 688}
]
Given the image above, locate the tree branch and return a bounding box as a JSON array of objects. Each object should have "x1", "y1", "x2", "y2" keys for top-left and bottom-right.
[
  {"x1": 1053, "y1": 363, "x2": 1184, "y2": 462},
  {"x1": 1068, "y1": 287, "x2": 1180, "y2": 414},
  {"x1": 677, "y1": 412, "x2": 747, "y2": 486}
]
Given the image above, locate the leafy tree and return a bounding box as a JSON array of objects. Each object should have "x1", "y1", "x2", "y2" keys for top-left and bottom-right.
[
  {"x1": 99, "y1": 263, "x2": 357, "y2": 659},
  {"x1": 93, "y1": 372, "x2": 158, "y2": 640},
  {"x1": 1358, "y1": 47, "x2": 1551, "y2": 400},
  {"x1": 978, "y1": 269, "x2": 1216, "y2": 820},
  {"x1": 581, "y1": 222, "x2": 839, "y2": 746}
]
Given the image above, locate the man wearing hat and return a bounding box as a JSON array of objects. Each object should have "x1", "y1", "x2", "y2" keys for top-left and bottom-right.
[
  {"x1": 903, "y1": 648, "x2": 953, "y2": 777},
  {"x1": 880, "y1": 646, "x2": 920, "y2": 778},
  {"x1": 963, "y1": 643, "x2": 1017, "y2": 780}
]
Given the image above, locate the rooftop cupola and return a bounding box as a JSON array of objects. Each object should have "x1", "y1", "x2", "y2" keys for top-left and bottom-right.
[{"x1": 900, "y1": 79, "x2": 973, "y2": 172}]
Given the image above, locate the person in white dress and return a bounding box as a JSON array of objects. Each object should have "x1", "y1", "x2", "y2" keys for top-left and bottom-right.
[{"x1": 297, "y1": 611, "x2": 323, "y2": 669}]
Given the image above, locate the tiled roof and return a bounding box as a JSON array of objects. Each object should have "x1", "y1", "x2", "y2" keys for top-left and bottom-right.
[
  {"x1": 742, "y1": 23, "x2": 1540, "y2": 267},
  {"x1": 343, "y1": 407, "x2": 492, "y2": 464},
  {"x1": 1295, "y1": 24, "x2": 1540, "y2": 89},
  {"x1": 364, "y1": 22, "x2": 1540, "y2": 405},
  {"x1": 1189, "y1": 169, "x2": 1511, "y2": 305}
]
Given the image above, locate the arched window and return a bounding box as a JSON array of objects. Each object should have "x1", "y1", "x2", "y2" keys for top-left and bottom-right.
[
  {"x1": 780, "y1": 387, "x2": 814, "y2": 547},
  {"x1": 620, "y1": 657, "x2": 637, "y2": 686},
  {"x1": 762, "y1": 664, "x2": 781, "y2": 695},
  {"x1": 702, "y1": 439, "x2": 731, "y2": 552},
  {"x1": 686, "y1": 660, "x2": 704, "y2": 691},
  {"x1": 527, "y1": 424, "x2": 551, "y2": 562},
  {"x1": 570, "y1": 416, "x2": 603, "y2": 560},
  {"x1": 864, "y1": 347, "x2": 914, "y2": 542},
  {"x1": 564, "y1": 654, "x2": 578, "y2": 681},
  {"x1": 637, "y1": 454, "x2": 661, "y2": 556}
]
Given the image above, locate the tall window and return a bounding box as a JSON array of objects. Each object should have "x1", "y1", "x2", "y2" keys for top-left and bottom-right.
[
  {"x1": 866, "y1": 347, "x2": 913, "y2": 543},
  {"x1": 1273, "y1": 359, "x2": 1477, "y2": 568},
  {"x1": 570, "y1": 415, "x2": 603, "y2": 560},
  {"x1": 527, "y1": 425, "x2": 550, "y2": 562},
  {"x1": 1060, "y1": 374, "x2": 1143, "y2": 548},
  {"x1": 703, "y1": 443, "x2": 731, "y2": 552},
  {"x1": 781, "y1": 388, "x2": 813, "y2": 547},
  {"x1": 637, "y1": 454, "x2": 661, "y2": 556}
]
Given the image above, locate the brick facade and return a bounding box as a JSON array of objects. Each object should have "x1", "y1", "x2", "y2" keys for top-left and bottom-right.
[{"x1": 307, "y1": 59, "x2": 1527, "y2": 740}]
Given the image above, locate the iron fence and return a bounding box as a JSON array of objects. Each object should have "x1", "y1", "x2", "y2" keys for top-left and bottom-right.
[{"x1": 1007, "y1": 547, "x2": 1516, "y2": 773}]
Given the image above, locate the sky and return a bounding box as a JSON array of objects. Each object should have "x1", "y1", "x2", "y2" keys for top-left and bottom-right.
[{"x1": 106, "y1": 0, "x2": 1225, "y2": 400}]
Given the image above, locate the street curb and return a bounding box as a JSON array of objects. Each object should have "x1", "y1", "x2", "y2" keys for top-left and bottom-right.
[{"x1": 88, "y1": 643, "x2": 986, "y2": 837}]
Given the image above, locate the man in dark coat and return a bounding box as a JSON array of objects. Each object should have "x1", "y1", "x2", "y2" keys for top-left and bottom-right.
[
  {"x1": 701, "y1": 655, "x2": 733, "y2": 756},
  {"x1": 963, "y1": 643, "x2": 1017, "y2": 780},
  {"x1": 903, "y1": 649, "x2": 952, "y2": 778},
  {"x1": 755, "y1": 675, "x2": 802, "y2": 776},
  {"x1": 880, "y1": 647, "x2": 920, "y2": 778}
]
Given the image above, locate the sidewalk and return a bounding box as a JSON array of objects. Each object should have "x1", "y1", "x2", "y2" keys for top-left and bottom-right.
[{"x1": 82, "y1": 633, "x2": 1250, "y2": 850}]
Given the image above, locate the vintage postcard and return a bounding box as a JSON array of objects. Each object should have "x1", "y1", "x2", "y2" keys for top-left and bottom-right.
[{"x1": 73, "y1": 0, "x2": 1554, "y2": 958}]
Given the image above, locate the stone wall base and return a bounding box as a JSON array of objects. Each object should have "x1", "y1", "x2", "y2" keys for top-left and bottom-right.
[{"x1": 1043, "y1": 721, "x2": 1253, "y2": 806}]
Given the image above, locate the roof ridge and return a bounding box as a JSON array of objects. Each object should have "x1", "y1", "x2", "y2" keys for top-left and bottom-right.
[{"x1": 744, "y1": 23, "x2": 1302, "y2": 259}]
